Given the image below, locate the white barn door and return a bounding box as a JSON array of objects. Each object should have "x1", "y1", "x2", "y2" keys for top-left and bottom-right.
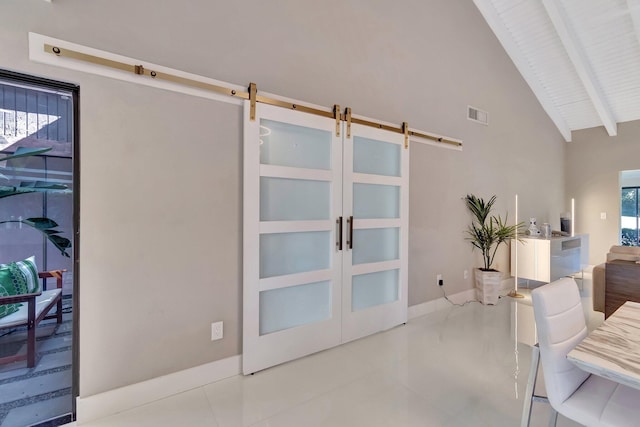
[
  {"x1": 341, "y1": 123, "x2": 409, "y2": 343},
  {"x1": 243, "y1": 102, "x2": 343, "y2": 375},
  {"x1": 243, "y1": 103, "x2": 409, "y2": 374}
]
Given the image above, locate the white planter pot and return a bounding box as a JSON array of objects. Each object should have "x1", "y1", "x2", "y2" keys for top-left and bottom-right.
[{"x1": 475, "y1": 269, "x2": 503, "y2": 305}]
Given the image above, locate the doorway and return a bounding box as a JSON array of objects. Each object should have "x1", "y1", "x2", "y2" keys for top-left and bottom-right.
[
  {"x1": 620, "y1": 170, "x2": 640, "y2": 246},
  {"x1": 0, "y1": 70, "x2": 79, "y2": 427}
]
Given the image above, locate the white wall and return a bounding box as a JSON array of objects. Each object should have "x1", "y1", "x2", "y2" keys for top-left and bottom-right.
[
  {"x1": 0, "y1": 0, "x2": 565, "y2": 398},
  {"x1": 566, "y1": 120, "x2": 640, "y2": 264}
]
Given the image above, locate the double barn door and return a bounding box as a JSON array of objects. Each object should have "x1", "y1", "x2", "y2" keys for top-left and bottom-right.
[{"x1": 243, "y1": 102, "x2": 408, "y2": 374}]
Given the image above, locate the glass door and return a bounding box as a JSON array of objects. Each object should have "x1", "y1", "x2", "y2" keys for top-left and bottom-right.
[
  {"x1": 341, "y1": 123, "x2": 409, "y2": 343},
  {"x1": 242, "y1": 102, "x2": 342, "y2": 374},
  {"x1": 0, "y1": 73, "x2": 77, "y2": 426}
]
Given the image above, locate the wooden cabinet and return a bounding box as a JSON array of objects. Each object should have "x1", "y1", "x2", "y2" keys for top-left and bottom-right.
[
  {"x1": 605, "y1": 260, "x2": 640, "y2": 318},
  {"x1": 510, "y1": 236, "x2": 583, "y2": 283}
]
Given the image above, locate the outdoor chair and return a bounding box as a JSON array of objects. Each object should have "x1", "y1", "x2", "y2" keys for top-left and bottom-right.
[{"x1": 0, "y1": 270, "x2": 65, "y2": 368}]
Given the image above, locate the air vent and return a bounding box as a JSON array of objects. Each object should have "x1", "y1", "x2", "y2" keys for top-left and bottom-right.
[{"x1": 467, "y1": 106, "x2": 489, "y2": 125}]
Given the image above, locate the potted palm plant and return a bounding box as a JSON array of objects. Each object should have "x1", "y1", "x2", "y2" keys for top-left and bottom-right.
[{"x1": 465, "y1": 194, "x2": 521, "y2": 304}]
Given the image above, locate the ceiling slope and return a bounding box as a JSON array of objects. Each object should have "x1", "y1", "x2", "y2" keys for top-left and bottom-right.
[{"x1": 474, "y1": 0, "x2": 640, "y2": 141}]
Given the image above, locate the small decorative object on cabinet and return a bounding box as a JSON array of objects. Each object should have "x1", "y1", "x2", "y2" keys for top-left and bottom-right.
[
  {"x1": 465, "y1": 194, "x2": 522, "y2": 305},
  {"x1": 527, "y1": 217, "x2": 541, "y2": 236}
]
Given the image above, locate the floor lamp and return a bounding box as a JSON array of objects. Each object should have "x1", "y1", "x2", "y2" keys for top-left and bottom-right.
[
  {"x1": 571, "y1": 197, "x2": 575, "y2": 237},
  {"x1": 509, "y1": 193, "x2": 524, "y2": 298}
]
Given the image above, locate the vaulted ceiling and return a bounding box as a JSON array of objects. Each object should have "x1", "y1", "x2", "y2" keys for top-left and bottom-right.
[{"x1": 474, "y1": 0, "x2": 640, "y2": 141}]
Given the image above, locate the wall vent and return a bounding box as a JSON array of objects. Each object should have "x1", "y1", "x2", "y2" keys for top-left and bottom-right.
[{"x1": 467, "y1": 106, "x2": 489, "y2": 125}]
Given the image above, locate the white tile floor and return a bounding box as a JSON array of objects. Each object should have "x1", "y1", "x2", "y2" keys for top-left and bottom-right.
[{"x1": 65, "y1": 278, "x2": 602, "y2": 427}]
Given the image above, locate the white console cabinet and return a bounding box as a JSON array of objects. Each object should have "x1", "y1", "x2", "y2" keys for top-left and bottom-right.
[{"x1": 510, "y1": 235, "x2": 586, "y2": 283}]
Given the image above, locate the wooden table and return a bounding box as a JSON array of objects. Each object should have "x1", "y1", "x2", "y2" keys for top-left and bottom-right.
[{"x1": 567, "y1": 301, "x2": 640, "y2": 390}]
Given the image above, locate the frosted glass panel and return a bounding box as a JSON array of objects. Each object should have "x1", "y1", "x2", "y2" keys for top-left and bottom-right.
[
  {"x1": 260, "y1": 281, "x2": 331, "y2": 335},
  {"x1": 353, "y1": 136, "x2": 401, "y2": 177},
  {"x1": 353, "y1": 183, "x2": 399, "y2": 219},
  {"x1": 352, "y1": 269, "x2": 399, "y2": 311},
  {"x1": 260, "y1": 177, "x2": 330, "y2": 221},
  {"x1": 352, "y1": 228, "x2": 399, "y2": 265},
  {"x1": 260, "y1": 119, "x2": 331, "y2": 170},
  {"x1": 260, "y1": 231, "x2": 330, "y2": 278}
]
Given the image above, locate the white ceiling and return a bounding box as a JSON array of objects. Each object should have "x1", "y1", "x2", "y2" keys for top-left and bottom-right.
[{"x1": 474, "y1": 0, "x2": 640, "y2": 141}]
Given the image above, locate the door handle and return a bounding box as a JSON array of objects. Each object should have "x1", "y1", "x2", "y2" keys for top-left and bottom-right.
[
  {"x1": 347, "y1": 216, "x2": 353, "y2": 250},
  {"x1": 336, "y1": 217, "x2": 343, "y2": 251}
]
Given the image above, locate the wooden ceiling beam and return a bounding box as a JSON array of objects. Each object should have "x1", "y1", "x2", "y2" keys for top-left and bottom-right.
[
  {"x1": 473, "y1": 0, "x2": 573, "y2": 142},
  {"x1": 627, "y1": 0, "x2": 640, "y2": 53},
  {"x1": 542, "y1": 0, "x2": 617, "y2": 137}
]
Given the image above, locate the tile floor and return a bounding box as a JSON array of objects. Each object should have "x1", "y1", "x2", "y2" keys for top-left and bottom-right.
[{"x1": 62, "y1": 274, "x2": 602, "y2": 427}]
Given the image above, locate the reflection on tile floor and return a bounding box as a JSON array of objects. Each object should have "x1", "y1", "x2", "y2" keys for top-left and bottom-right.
[
  {"x1": 65, "y1": 275, "x2": 601, "y2": 427},
  {"x1": 0, "y1": 297, "x2": 73, "y2": 427}
]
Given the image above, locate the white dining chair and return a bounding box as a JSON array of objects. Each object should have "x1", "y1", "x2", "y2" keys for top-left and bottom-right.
[{"x1": 529, "y1": 277, "x2": 640, "y2": 427}]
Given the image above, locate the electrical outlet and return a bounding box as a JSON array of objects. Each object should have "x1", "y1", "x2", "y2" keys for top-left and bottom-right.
[
  {"x1": 211, "y1": 321, "x2": 223, "y2": 341},
  {"x1": 464, "y1": 270, "x2": 469, "y2": 280},
  {"x1": 437, "y1": 274, "x2": 443, "y2": 286}
]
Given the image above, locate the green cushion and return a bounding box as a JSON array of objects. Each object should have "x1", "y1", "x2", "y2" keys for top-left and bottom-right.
[
  {"x1": 0, "y1": 256, "x2": 39, "y2": 319},
  {"x1": 12, "y1": 256, "x2": 39, "y2": 293},
  {"x1": 0, "y1": 266, "x2": 21, "y2": 319}
]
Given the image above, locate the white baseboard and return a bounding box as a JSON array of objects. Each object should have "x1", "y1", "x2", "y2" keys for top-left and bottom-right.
[
  {"x1": 76, "y1": 354, "x2": 241, "y2": 425},
  {"x1": 408, "y1": 288, "x2": 477, "y2": 319}
]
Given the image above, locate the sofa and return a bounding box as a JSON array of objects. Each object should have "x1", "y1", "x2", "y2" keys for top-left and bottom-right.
[{"x1": 592, "y1": 245, "x2": 640, "y2": 315}]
